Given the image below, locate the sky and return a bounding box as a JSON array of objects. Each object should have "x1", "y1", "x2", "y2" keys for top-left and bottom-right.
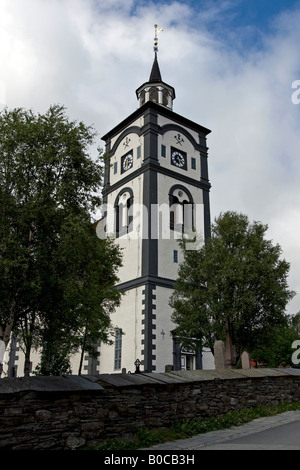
[{"x1": 0, "y1": 0, "x2": 300, "y2": 316}]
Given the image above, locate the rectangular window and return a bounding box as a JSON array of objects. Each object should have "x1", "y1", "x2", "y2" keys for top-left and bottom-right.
[
  {"x1": 114, "y1": 161, "x2": 118, "y2": 174},
  {"x1": 161, "y1": 144, "x2": 166, "y2": 158},
  {"x1": 173, "y1": 250, "x2": 178, "y2": 263},
  {"x1": 114, "y1": 329, "x2": 122, "y2": 370},
  {"x1": 137, "y1": 145, "x2": 141, "y2": 159},
  {"x1": 191, "y1": 157, "x2": 196, "y2": 170}
]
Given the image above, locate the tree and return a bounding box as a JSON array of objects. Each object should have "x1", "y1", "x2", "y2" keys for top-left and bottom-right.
[
  {"x1": 31, "y1": 213, "x2": 123, "y2": 376},
  {"x1": 35, "y1": 213, "x2": 122, "y2": 375},
  {"x1": 249, "y1": 325, "x2": 286, "y2": 368},
  {"x1": 250, "y1": 314, "x2": 300, "y2": 368},
  {"x1": 291, "y1": 311, "x2": 300, "y2": 336},
  {"x1": 170, "y1": 211, "x2": 295, "y2": 364},
  {"x1": 0, "y1": 105, "x2": 122, "y2": 375}
]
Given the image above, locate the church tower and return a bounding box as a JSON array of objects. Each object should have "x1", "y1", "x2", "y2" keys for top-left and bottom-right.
[{"x1": 98, "y1": 26, "x2": 212, "y2": 373}]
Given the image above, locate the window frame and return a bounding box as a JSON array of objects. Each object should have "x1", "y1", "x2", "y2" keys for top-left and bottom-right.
[
  {"x1": 114, "y1": 329, "x2": 122, "y2": 370},
  {"x1": 114, "y1": 187, "x2": 134, "y2": 237}
]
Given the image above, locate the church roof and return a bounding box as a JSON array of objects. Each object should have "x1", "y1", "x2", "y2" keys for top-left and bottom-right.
[
  {"x1": 149, "y1": 52, "x2": 162, "y2": 82},
  {"x1": 101, "y1": 100, "x2": 211, "y2": 142},
  {"x1": 135, "y1": 53, "x2": 176, "y2": 100}
]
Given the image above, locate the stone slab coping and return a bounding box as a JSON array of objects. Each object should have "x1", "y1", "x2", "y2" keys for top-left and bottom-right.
[
  {"x1": 0, "y1": 375, "x2": 104, "y2": 394},
  {"x1": 1, "y1": 368, "x2": 299, "y2": 393},
  {"x1": 233, "y1": 368, "x2": 299, "y2": 378},
  {"x1": 95, "y1": 372, "x2": 166, "y2": 387}
]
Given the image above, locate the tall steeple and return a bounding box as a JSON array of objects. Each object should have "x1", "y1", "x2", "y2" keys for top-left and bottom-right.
[
  {"x1": 149, "y1": 52, "x2": 162, "y2": 82},
  {"x1": 136, "y1": 25, "x2": 175, "y2": 109}
]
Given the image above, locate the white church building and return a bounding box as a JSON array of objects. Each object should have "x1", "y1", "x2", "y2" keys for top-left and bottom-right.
[
  {"x1": 3, "y1": 27, "x2": 215, "y2": 377},
  {"x1": 97, "y1": 28, "x2": 214, "y2": 374}
]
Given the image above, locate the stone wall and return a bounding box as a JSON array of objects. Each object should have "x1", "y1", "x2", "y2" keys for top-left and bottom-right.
[{"x1": 1, "y1": 368, "x2": 300, "y2": 450}]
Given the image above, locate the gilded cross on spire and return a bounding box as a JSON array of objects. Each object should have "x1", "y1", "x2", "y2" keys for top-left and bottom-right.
[{"x1": 154, "y1": 24, "x2": 163, "y2": 53}]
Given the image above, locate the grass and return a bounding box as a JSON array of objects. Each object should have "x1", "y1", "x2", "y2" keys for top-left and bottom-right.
[{"x1": 87, "y1": 401, "x2": 300, "y2": 450}]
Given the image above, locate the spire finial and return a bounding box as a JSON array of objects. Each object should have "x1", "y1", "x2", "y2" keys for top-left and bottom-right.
[{"x1": 154, "y1": 24, "x2": 163, "y2": 54}]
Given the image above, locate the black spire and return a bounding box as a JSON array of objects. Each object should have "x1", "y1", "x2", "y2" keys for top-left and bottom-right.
[
  {"x1": 136, "y1": 25, "x2": 175, "y2": 109},
  {"x1": 149, "y1": 52, "x2": 162, "y2": 83}
]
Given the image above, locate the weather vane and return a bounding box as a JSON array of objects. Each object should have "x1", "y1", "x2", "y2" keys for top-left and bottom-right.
[{"x1": 154, "y1": 24, "x2": 163, "y2": 53}]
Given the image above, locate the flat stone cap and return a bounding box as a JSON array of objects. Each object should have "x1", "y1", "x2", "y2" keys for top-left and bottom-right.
[
  {"x1": 0, "y1": 375, "x2": 104, "y2": 394},
  {"x1": 1, "y1": 368, "x2": 299, "y2": 393},
  {"x1": 91, "y1": 368, "x2": 299, "y2": 387}
]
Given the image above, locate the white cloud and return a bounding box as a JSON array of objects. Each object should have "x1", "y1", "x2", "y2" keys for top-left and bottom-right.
[{"x1": 0, "y1": 0, "x2": 299, "y2": 314}]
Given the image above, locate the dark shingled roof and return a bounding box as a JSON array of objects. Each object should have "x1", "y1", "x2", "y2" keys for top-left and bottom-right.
[{"x1": 149, "y1": 52, "x2": 162, "y2": 82}]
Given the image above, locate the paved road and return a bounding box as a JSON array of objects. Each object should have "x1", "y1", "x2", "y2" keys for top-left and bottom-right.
[{"x1": 147, "y1": 411, "x2": 300, "y2": 450}]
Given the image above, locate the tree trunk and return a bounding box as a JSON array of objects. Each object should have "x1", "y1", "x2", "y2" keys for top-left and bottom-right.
[
  {"x1": 24, "y1": 346, "x2": 32, "y2": 377},
  {"x1": 3, "y1": 315, "x2": 14, "y2": 348},
  {"x1": 78, "y1": 328, "x2": 87, "y2": 376},
  {"x1": 78, "y1": 347, "x2": 84, "y2": 376}
]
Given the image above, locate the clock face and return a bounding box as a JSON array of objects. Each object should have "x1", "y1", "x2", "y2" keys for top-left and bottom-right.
[
  {"x1": 121, "y1": 152, "x2": 133, "y2": 173},
  {"x1": 171, "y1": 148, "x2": 187, "y2": 170}
]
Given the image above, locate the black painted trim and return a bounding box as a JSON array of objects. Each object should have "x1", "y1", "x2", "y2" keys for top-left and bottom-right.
[
  {"x1": 115, "y1": 275, "x2": 175, "y2": 292},
  {"x1": 101, "y1": 101, "x2": 211, "y2": 143},
  {"x1": 161, "y1": 123, "x2": 201, "y2": 151},
  {"x1": 103, "y1": 162, "x2": 211, "y2": 199},
  {"x1": 101, "y1": 99, "x2": 212, "y2": 374},
  {"x1": 168, "y1": 184, "x2": 194, "y2": 203},
  {"x1": 113, "y1": 187, "x2": 134, "y2": 237},
  {"x1": 141, "y1": 283, "x2": 157, "y2": 372},
  {"x1": 103, "y1": 141, "x2": 111, "y2": 200},
  {"x1": 110, "y1": 126, "x2": 141, "y2": 155},
  {"x1": 203, "y1": 189, "x2": 211, "y2": 240},
  {"x1": 142, "y1": 169, "x2": 158, "y2": 276},
  {"x1": 169, "y1": 184, "x2": 195, "y2": 232},
  {"x1": 139, "y1": 109, "x2": 159, "y2": 373}
]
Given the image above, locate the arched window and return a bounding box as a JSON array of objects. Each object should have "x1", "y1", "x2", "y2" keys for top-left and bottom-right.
[
  {"x1": 169, "y1": 186, "x2": 194, "y2": 234},
  {"x1": 114, "y1": 188, "x2": 134, "y2": 237},
  {"x1": 162, "y1": 89, "x2": 169, "y2": 107},
  {"x1": 140, "y1": 90, "x2": 146, "y2": 106},
  {"x1": 114, "y1": 329, "x2": 122, "y2": 370},
  {"x1": 149, "y1": 86, "x2": 159, "y2": 103}
]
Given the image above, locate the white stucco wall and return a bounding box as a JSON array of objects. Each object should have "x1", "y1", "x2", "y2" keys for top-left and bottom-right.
[
  {"x1": 109, "y1": 128, "x2": 143, "y2": 187},
  {"x1": 153, "y1": 285, "x2": 176, "y2": 371},
  {"x1": 99, "y1": 286, "x2": 145, "y2": 374}
]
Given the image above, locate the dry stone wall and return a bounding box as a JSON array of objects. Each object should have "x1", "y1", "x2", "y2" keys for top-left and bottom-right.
[{"x1": 0, "y1": 368, "x2": 300, "y2": 450}]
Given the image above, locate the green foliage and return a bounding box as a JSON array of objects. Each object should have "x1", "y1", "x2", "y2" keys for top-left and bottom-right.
[
  {"x1": 170, "y1": 211, "x2": 295, "y2": 359},
  {"x1": 0, "y1": 105, "x2": 123, "y2": 375},
  {"x1": 89, "y1": 401, "x2": 300, "y2": 450},
  {"x1": 250, "y1": 316, "x2": 300, "y2": 367}
]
